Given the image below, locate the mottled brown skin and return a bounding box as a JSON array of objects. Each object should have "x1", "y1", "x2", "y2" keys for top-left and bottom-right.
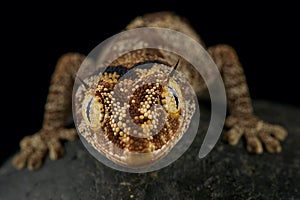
[
  {"x1": 86, "y1": 65, "x2": 182, "y2": 155},
  {"x1": 13, "y1": 12, "x2": 287, "y2": 170}
]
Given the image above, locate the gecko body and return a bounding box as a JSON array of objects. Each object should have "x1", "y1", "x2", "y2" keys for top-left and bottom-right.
[{"x1": 13, "y1": 12, "x2": 287, "y2": 170}]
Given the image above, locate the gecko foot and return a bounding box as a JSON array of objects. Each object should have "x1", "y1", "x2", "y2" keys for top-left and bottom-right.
[
  {"x1": 12, "y1": 128, "x2": 77, "y2": 170},
  {"x1": 224, "y1": 114, "x2": 288, "y2": 154}
]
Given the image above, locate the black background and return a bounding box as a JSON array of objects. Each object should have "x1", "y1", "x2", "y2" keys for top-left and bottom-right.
[{"x1": 1, "y1": 2, "x2": 299, "y2": 163}]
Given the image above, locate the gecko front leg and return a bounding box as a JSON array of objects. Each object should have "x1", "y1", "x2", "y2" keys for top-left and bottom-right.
[
  {"x1": 13, "y1": 53, "x2": 85, "y2": 170},
  {"x1": 208, "y1": 45, "x2": 288, "y2": 153}
]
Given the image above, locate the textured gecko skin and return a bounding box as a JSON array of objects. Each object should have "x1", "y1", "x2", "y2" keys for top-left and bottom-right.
[{"x1": 13, "y1": 12, "x2": 287, "y2": 170}]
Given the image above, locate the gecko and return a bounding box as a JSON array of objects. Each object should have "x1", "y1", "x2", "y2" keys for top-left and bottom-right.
[{"x1": 12, "y1": 12, "x2": 287, "y2": 170}]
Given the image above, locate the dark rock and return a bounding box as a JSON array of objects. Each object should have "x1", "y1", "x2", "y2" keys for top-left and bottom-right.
[{"x1": 0, "y1": 100, "x2": 299, "y2": 199}]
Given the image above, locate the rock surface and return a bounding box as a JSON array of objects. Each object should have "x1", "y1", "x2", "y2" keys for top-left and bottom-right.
[{"x1": 0, "y1": 100, "x2": 299, "y2": 199}]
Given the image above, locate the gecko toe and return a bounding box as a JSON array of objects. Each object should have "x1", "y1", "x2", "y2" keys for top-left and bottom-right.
[
  {"x1": 259, "y1": 132, "x2": 282, "y2": 153},
  {"x1": 48, "y1": 139, "x2": 64, "y2": 160},
  {"x1": 245, "y1": 136, "x2": 263, "y2": 154},
  {"x1": 224, "y1": 116, "x2": 238, "y2": 128},
  {"x1": 28, "y1": 152, "x2": 45, "y2": 171},
  {"x1": 58, "y1": 128, "x2": 78, "y2": 141},
  {"x1": 268, "y1": 125, "x2": 288, "y2": 141},
  {"x1": 12, "y1": 152, "x2": 28, "y2": 170},
  {"x1": 267, "y1": 143, "x2": 282, "y2": 153},
  {"x1": 224, "y1": 125, "x2": 243, "y2": 146}
]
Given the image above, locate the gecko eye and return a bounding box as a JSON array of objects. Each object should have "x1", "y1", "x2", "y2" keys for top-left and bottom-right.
[
  {"x1": 168, "y1": 86, "x2": 179, "y2": 109},
  {"x1": 85, "y1": 98, "x2": 93, "y2": 122},
  {"x1": 161, "y1": 79, "x2": 182, "y2": 115},
  {"x1": 82, "y1": 94, "x2": 103, "y2": 130}
]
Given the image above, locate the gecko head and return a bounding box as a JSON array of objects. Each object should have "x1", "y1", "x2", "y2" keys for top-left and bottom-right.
[{"x1": 79, "y1": 62, "x2": 195, "y2": 169}]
